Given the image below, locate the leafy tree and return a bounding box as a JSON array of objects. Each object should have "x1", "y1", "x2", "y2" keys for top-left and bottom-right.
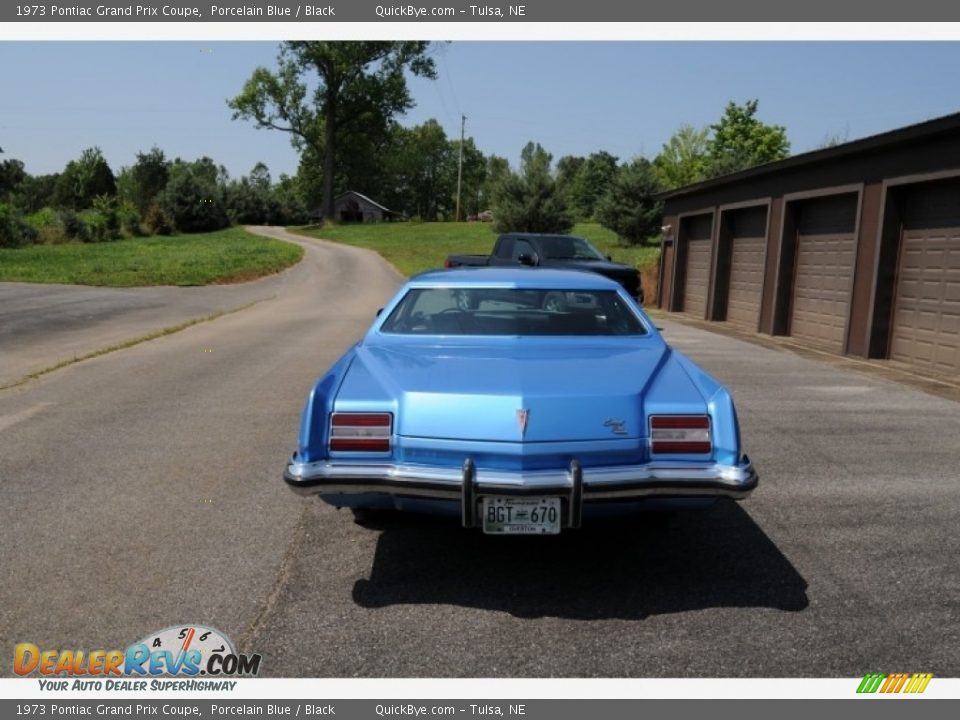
[
  {"x1": 52, "y1": 147, "x2": 117, "y2": 209},
  {"x1": 554, "y1": 155, "x2": 584, "y2": 208},
  {"x1": 271, "y1": 174, "x2": 310, "y2": 225},
  {"x1": 12, "y1": 173, "x2": 59, "y2": 213},
  {"x1": 0, "y1": 159, "x2": 27, "y2": 200},
  {"x1": 478, "y1": 155, "x2": 509, "y2": 214},
  {"x1": 492, "y1": 142, "x2": 573, "y2": 234},
  {"x1": 654, "y1": 125, "x2": 709, "y2": 189},
  {"x1": 705, "y1": 100, "x2": 790, "y2": 178},
  {"x1": 457, "y1": 137, "x2": 488, "y2": 218},
  {"x1": 159, "y1": 157, "x2": 229, "y2": 233},
  {"x1": 568, "y1": 151, "x2": 619, "y2": 220},
  {"x1": 226, "y1": 163, "x2": 280, "y2": 224},
  {"x1": 229, "y1": 41, "x2": 437, "y2": 220},
  {"x1": 385, "y1": 120, "x2": 454, "y2": 220},
  {"x1": 595, "y1": 158, "x2": 663, "y2": 246},
  {"x1": 128, "y1": 147, "x2": 170, "y2": 212}
]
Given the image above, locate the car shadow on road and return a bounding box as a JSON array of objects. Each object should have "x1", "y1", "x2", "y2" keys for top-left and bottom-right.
[{"x1": 352, "y1": 500, "x2": 808, "y2": 619}]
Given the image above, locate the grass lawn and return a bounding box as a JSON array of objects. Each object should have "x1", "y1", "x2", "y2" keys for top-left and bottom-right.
[
  {"x1": 291, "y1": 221, "x2": 660, "y2": 278},
  {"x1": 0, "y1": 228, "x2": 303, "y2": 287}
]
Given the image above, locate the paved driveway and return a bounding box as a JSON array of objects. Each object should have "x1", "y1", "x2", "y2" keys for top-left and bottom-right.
[
  {"x1": 0, "y1": 259, "x2": 292, "y2": 388},
  {"x1": 1, "y1": 228, "x2": 957, "y2": 677}
]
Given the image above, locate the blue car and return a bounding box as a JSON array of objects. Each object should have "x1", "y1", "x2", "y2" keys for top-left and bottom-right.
[{"x1": 284, "y1": 268, "x2": 757, "y2": 534}]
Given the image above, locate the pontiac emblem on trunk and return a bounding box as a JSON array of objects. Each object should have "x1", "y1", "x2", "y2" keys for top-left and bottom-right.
[{"x1": 517, "y1": 409, "x2": 529, "y2": 438}]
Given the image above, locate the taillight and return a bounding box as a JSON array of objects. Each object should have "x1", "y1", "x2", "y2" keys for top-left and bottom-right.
[
  {"x1": 650, "y1": 415, "x2": 711, "y2": 454},
  {"x1": 329, "y1": 413, "x2": 392, "y2": 452}
]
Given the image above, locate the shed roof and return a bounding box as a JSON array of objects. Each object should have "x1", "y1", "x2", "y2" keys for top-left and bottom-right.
[{"x1": 335, "y1": 190, "x2": 397, "y2": 214}]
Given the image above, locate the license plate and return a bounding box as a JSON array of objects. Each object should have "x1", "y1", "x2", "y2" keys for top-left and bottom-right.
[{"x1": 481, "y1": 496, "x2": 561, "y2": 535}]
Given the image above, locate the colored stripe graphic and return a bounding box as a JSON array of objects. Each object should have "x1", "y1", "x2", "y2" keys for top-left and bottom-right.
[{"x1": 857, "y1": 673, "x2": 932, "y2": 694}]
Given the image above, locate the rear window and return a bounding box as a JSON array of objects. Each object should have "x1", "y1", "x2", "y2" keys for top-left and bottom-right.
[{"x1": 380, "y1": 288, "x2": 647, "y2": 336}]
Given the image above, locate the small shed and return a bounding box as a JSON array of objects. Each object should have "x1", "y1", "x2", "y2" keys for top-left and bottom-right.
[{"x1": 332, "y1": 191, "x2": 401, "y2": 223}]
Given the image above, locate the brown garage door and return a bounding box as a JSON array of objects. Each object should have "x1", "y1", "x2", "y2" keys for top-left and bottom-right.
[
  {"x1": 889, "y1": 180, "x2": 960, "y2": 374},
  {"x1": 790, "y1": 194, "x2": 858, "y2": 351},
  {"x1": 725, "y1": 207, "x2": 767, "y2": 329},
  {"x1": 684, "y1": 239, "x2": 712, "y2": 317}
]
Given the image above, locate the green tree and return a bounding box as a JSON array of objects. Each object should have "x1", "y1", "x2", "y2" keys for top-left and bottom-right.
[
  {"x1": 128, "y1": 147, "x2": 170, "y2": 212},
  {"x1": 271, "y1": 174, "x2": 310, "y2": 225},
  {"x1": 229, "y1": 41, "x2": 437, "y2": 220},
  {"x1": 159, "y1": 157, "x2": 229, "y2": 233},
  {"x1": 654, "y1": 125, "x2": 709, "y2": 189},
  {"x1": 568, "y1": 151, "x2": 618, "y2": 220},
  {"x1": 595, "y1": 158, "x2": 663, "y2": 246},
  {"x1": 12, "y1": 173, "x2": 59, "y2": 213},
  {"x1": 479, "y1": 155, "x2": 509, "y2": 215},
  {"x1": 492, "y1": 142, "x2": 573, "y2": 234},
  {"x1": 0, "y1": 159, "x2": 27, "y2": 201},
  {"x1": 457, "y1": 137, "x2": 488, "y2": 218},
  {"x1": 52, "y1": 147, "x2": 117, "y2": 209},
  {"x1": 554, "y1": 155, "x2": 584, "y2": 208},
  {"x1": 706, "y1": 100, "x2": 790, "y2": 178},
  {"x1": 385, "y1": 120, "x2": 454, "y2": 220}
]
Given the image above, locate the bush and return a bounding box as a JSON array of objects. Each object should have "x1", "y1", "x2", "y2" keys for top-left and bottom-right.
[
  {"x1": 117, "y1": 200, "x2": 144, "y2": 237},
  {"x1": 25, "y1": 208, "x2": 68, "y2": 244},
  {"x1": 59, "y1": 209, "x2": 88, "y2": 241},
  {"x1": 0, "y1": 203, "x2": 40, "y2": 248},
  {"x1": 80, "y1": 210, "x2": 111, "y2": 243},
  {"x1": 144, "y1": 203, "x2": 174, "y2": 236}
]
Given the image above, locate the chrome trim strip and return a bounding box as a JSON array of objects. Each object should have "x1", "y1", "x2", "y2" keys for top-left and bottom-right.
[{"x1": 284, "y1": 455, "x2": 758, "y2": 504}]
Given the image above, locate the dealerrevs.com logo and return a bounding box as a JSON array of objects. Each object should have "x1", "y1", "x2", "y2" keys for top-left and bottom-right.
[
  {"x1": 857, "y1": 673, "x2": 933, "y2": 695},
  {"x1": 14, "y1": 625, "x2": 261, "y2": 689}
]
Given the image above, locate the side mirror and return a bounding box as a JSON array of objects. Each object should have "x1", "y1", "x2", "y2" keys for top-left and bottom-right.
[{"x1": 517, "y1": 253, "x2": 536, "y2": 266}]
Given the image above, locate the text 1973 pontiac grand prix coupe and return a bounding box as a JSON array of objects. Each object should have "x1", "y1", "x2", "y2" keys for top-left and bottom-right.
[{"x1": 283, "y1": 268, "x2": 757, "y2": 534}]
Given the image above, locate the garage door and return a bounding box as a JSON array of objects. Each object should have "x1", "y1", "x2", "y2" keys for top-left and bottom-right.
[
  {"x1": 684, "y1": 239, "x2": 712, "y2": 317},
  {"x1": 889, "y1": 180, "x2": 960, "y2": 374},
  {"x1": 725, "y1": 207, "x2": 767, "y2": 329},
  {"x1": 790, "y1": 194, "x2": 858, "y2": 351}
]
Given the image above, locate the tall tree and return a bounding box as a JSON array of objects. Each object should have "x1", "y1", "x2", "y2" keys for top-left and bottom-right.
[
  {"x1": 595, "y1": 158, "x2": 663, "y2": 246},
  {"x1": 706, "y1": 100, "x2": 790, "y2": 178},
  {"x1": 654, "y1": 125, "x2": 709, "y2": 190},
  {"x1": 229, "y1": 41, "x2": 437, "y2": 220},
  {"x1": 128, "y1": 146, "x2": 170, "y2": 212},
  {"x1": 479, "y1": 155, "x2": 510, "y2": 213},
  {"x1": 52, "y1": 147, "x2": 116, "y2": 209},
  {"x1": 0, "y1": 159, "x2": 26, "y2": 201},
  {"x1": 568, "y1": 151, "x2": 619, "y2": 220},
  {"x1": 492, "y1": 142, "x2": 573, "y2": 234}
]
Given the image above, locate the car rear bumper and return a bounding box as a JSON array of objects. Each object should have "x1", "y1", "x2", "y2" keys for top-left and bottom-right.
[{"x1": 283, "y1": 455, "x2": 758, "y2": 527}]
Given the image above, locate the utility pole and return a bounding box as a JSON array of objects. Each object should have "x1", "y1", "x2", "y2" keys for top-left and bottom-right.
[{"x1": 455, "y1": 114, "x2": 466, "y2": 222}]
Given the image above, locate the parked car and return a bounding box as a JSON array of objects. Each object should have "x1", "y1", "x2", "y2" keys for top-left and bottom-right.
[
  {"x1": 283, "y1": 268, "x2": 757, "y2": 534},
  {"x1": 445, "y1": 233, "x2": 643, "y2": 304}
]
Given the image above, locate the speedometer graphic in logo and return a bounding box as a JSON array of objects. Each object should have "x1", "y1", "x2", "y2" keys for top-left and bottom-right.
[{"x1": 134, "y1": 624, "x2": 234, "y2": 675}]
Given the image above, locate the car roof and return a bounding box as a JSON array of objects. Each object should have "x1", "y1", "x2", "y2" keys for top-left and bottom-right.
[{"x1": 409, "y1": 267, "x2": 623, "y2": 290}]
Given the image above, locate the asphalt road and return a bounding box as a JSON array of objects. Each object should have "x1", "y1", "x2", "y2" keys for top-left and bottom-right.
[{"x1": 2, "y1": 227, "x2": 958, "y2": 678}]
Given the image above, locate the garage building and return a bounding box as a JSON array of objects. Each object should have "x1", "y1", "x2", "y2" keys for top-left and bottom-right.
[{"x1": 657, "y1": 111, "x2": 960, "y2": 375}]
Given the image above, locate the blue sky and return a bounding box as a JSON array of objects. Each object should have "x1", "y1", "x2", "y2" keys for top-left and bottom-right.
[{"x1": 3, "y1": 41, "x2": 960, "y2": 179}]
